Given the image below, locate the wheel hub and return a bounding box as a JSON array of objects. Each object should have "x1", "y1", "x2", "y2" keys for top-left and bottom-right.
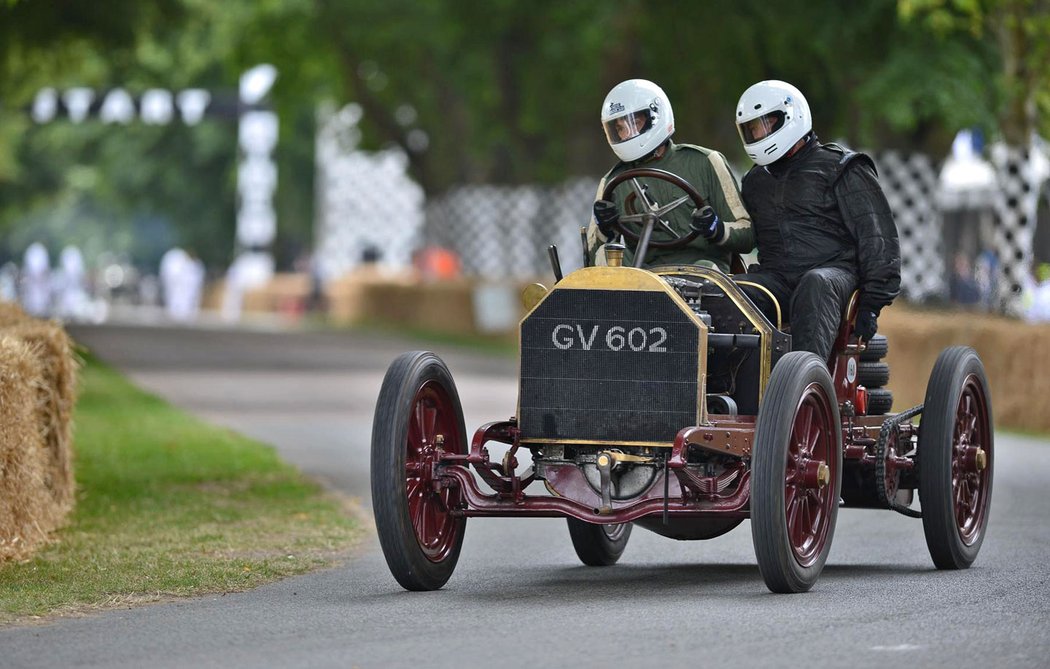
[
  {"x1": 797, "y1": 459, "x2": 830, "y2": 489},
  {"x1": 962, "y1": 446, "x2": 987, "y2": 473}
]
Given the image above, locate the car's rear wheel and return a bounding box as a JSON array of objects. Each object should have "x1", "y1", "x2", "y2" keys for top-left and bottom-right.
[
  {"x1": 752, "y1": 352, "x2": 842, "y2": 593},
  {"x1": 372, "y1": 351, "x2": 467, "y2": 590},
  {"x1": 566, "y1": 520, "x2": 632, "y2": 566},
  {"x1": 919, "y1": 347, "x2": 993, "y2": 570}
]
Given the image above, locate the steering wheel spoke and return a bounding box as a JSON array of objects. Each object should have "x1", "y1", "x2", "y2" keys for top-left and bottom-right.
[
  {"x1": 652, "y1": 194, "x2": 692, "y2": 218},
  {"x1": 602, "y1": 168, "x2": 708, "y2": 251}
]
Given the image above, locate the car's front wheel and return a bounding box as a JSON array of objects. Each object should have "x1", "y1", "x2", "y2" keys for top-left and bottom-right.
[
  {"x1": 751, "y1": 352, "x2": 842, "y2": 593},
  {"x1": 372, "y1": 351, "x2": 467, "y2": 591}
]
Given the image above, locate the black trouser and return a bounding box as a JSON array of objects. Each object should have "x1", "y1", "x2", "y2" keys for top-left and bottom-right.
[{"x1": 734, "y1": 266, "x2": 857, "y2": 361}]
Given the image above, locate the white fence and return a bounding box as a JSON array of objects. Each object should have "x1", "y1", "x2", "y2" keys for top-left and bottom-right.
[{"x1": 316, "y1": 122, "x2": 1050, "y2": 313}]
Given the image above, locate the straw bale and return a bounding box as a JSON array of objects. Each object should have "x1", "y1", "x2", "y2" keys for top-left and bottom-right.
[
  {"x1": 0, "y1": 335, "x2": 58, "y2": 561},
  {"x1": 0, "y1": 301, "x2": 28, "y2": 327},
  {"x1": 881, "y1": 305, "x2": 1050, "y2": 432},
  {"x1": 1, "y1": 320, "x2": 79, "y2": 514}
]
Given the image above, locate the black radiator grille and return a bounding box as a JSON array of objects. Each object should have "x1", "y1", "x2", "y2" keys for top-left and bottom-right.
[{"x1": 519, "y1": 288, "x2": 700, "y2": 443}]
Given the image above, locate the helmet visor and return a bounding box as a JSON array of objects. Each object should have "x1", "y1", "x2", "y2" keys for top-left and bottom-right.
[
  {"x1": 603, "y1": 110, "x2": 654, "y2": 145},
  {"x1": 738, "y1": 110, "x2": 787, "y2": 144}
]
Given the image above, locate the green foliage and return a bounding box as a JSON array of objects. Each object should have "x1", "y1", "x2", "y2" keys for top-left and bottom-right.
[
  {"x1": 0, "y1": 0, "x2": 1044, "y2": 271},
  {"x1": 897, "y1": 0, "x2": 1050, "y2": 142}
]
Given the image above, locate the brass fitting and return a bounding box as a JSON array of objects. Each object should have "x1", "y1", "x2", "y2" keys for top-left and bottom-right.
[
  {"x1": 816, "y1": 462, "x2": 830, "y2": 488},
  {"x1": 521, "y1": 283, "x2": 549, "y2": 311}
]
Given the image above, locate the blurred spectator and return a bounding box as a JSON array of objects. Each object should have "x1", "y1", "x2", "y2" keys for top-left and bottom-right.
[
  {"x1": 179, "y1": 251, "x2": 205, "y2": 321},
  {"x1": 949, "y1": 252, "x2": 981, "y2": 306},
  {"x1": 1023, "y1": 263, "x2": 1050, "y2": 323},
  {"x1": 138, "y1": 273, "x2": 161, "y2": 307},
  {"x1": 21, "y1": 242, "x2": 51, "y2": 317},
  {"x1": 160, "y1": 247, "x2": 203, "y2": 322},
  {"x1": 294, "y1": 248, "x2": 325, "y2": 313},
  {"x1": 974, "y1": 250, "x2": 998, "y2": 311},
  {"x1": 0, "y1": 262, "x2": 18, "y2": 303},
  {"x1": 52, "y1": 245, "x2": 90, "y2": 321},
  {"x1": 221, "y1": 254, "x2": 254, "y2": 322}
]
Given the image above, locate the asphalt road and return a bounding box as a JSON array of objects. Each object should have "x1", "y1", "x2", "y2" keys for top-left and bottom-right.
[{"x1": 3, "y1": 322, "x2": 1049, "y2": 668}]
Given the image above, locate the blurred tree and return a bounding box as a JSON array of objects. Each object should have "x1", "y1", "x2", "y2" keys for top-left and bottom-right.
[
  {"x1": 900, "y1": 0, "x2": 1050, "y2": 144},
  {"x1": 0, "y1": 0, "x2": 241, "y2": 270},
  {"x1": 236, "y1": 0, "x2": 1007, "y2": 189},
  {"x1": 0, "y1": 0, "x2": 1039, "y2": 271},
  {"x1": 233, "y1": 0, "x2": 625, "y2": 193}
]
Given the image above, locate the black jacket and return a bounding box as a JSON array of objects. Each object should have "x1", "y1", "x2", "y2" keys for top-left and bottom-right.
[{"x1": 741, "y1": 138, "x2": 901, "y2": 314}]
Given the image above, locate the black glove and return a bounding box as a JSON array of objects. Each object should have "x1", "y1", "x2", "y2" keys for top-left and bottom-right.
[
  {"x1": 593, "y1": 200, "x2": 619, "y2": 237},
  {"x1": 855, "y1": 310, "x2": 878, "y2": 341},
  {"x1": 690, "y1": 205, "x2": 724, "y2": 241}
]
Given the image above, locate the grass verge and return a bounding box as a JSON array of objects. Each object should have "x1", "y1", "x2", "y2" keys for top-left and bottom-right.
[{"x1": 0, "y1": 355, "x2": 361, "y2": 625}]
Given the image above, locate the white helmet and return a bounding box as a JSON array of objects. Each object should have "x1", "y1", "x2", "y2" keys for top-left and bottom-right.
[
  {"x1": 601, "y1": 79, "x2": 675, "y2": 162},
  {"x1": 736, "y1": 80, "x2": 812, "y2": 166}
]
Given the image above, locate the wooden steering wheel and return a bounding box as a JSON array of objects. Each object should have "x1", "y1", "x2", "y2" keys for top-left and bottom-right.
[{"x1": 601, "y1": 168, "x2": 708, "y2": 250}]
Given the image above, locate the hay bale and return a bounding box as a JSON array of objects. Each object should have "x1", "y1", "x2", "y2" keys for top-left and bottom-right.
[
  {"x1": 0, "y1": 301, "x2": 28, "y2": 327},
  {"x1": 1, "y1": 320, "x2": 79, "y2": 514},
  {"x1": 0, "y1": 335, "x2": 57, "y2": 561},
  {"x1": 881, "y1": 305, "x2": 1050, "y2": 433}
]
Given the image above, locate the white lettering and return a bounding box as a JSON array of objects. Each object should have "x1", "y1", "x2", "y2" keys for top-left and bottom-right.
[
  {"x1": 549, "y1": 323, "x2": 671, "y2": 352},
  {"x1": 649, "y1": 327, "x2": 668, "y2": 352},
  {"x1": 628, "y1": 327, "x2": 647, "y2": 351},
  {"x1": 576, "y1": 324, "x2": 598, "y2": 350},
  {"x1": 575, "y1": 323, "x2": 600, "y2": 348},
  {"x1": 552, "y1": 324, "x2": 574, "y2": 350}
]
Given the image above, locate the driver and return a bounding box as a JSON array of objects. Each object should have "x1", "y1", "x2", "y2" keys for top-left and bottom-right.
[{"x1": 587, "y1": 79, "x2": 754, "y2": 270}]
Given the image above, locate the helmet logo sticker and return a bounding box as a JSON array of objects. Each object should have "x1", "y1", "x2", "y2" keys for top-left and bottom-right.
[{"x1": 608, "y1": 101, "x2": 625, "y2": 114}]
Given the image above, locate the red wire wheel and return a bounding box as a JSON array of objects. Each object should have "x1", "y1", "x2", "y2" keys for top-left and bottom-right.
[
  {"x1": 752, "y1": 352, "x2": 842, "y2": 593},
  {"x1": 919, "y1": 347, "x2": 994, "y2": 569},
  {"x1": 372, "y1": 352, "x2": 467, "y2": 590}
]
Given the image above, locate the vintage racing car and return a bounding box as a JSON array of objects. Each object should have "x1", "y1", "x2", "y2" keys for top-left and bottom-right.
[{"x1": 370, "y1": 168, "x2": 994, "y2": 593}]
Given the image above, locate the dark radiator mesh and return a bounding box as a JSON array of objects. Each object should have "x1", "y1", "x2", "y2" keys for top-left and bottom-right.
[{"x1": 519, "y1": 288, "x2": 700, "y2": 442}]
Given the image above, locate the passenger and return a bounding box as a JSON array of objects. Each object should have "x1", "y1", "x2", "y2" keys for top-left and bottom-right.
[
  {"x1": 733, "y1": 80, "x2": 901, "y2": 360},
  {"x1": 587, "y1": 79, "x2": 754, "y2": 270}
]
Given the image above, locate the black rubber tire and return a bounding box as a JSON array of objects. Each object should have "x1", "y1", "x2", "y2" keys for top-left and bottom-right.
[
  {"x1": 860, "y1": 334, "x2": 888, "y2": 362},
  {"x1": 919, "y1": 347, "x2": 994, "y2": 570},
  {"x1": 858, "y1": 361, "x2": 890, "y2": 388},
  {"x1": 866, "y1": 388, "x2": 894, "y2": 415},
  {"x1": 371, "y1": 351, "x2": 467, "y2": 591},
  {"x1": 751, "y1": 352, "x2": 842, "y2": 593},
  {"x1": 566, "y1": 520, "x2": 632, "y2": 566}
]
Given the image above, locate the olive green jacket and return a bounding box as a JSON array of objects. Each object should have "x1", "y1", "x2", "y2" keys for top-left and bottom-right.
[{"x1": 587, "y1": 142, "x2": 754, "y2": 271}]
